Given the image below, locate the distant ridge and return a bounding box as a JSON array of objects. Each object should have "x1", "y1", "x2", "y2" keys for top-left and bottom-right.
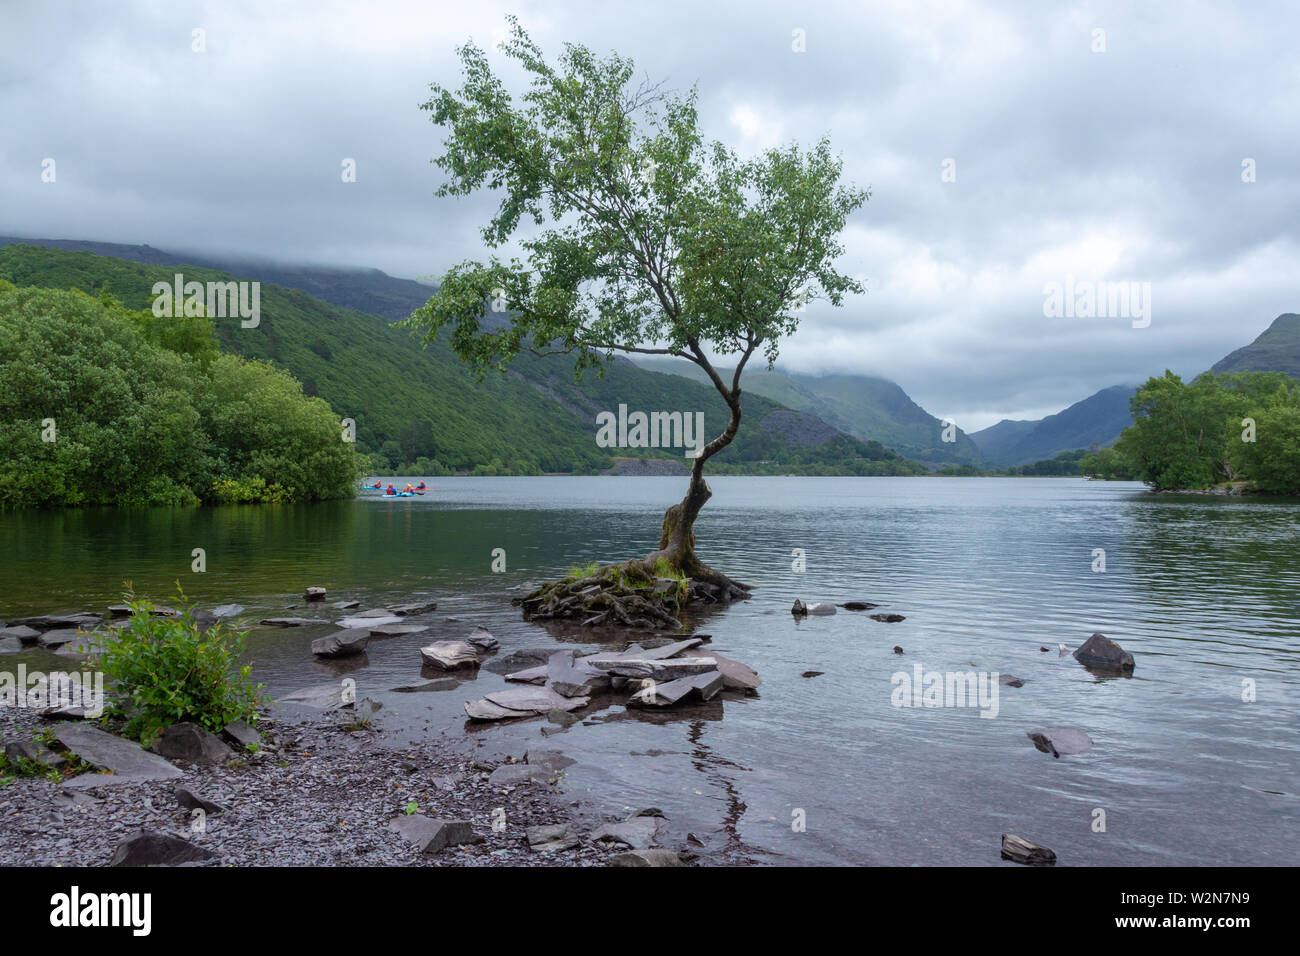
[
  {"x1": 968, "y1": 385, "x2": 1136, "y2": 467},
  {"x1": 1210, "y1": 313, "x2": 1300, "y2": 378}
]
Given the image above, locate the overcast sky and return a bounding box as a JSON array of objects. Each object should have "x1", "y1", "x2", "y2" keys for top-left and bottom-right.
[{"x1": 3, "y1": 0, "x2": 1297, "y2": 429}]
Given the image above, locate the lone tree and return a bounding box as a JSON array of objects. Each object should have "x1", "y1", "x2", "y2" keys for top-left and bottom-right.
[{"x1": 403, "y1": 19, "x2": 867, "y2": 627}]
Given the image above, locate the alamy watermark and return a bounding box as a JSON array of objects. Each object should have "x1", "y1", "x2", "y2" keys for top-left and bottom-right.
[
  {"x1": 1, "y1": 664, "x2": 105, "y2": 717},
  {"x1": 1042, "y1": 275, "x2": 1151, "y2": 328},
  {"x1": 891, "y1": 664, "x2": 1000, "y2": 718},
  {"x1": 152, "y1": 273, "x2": 261, "y2": 328},
  {"x1": 595, "y1": 404, "x2": 706, "y2": 458}
]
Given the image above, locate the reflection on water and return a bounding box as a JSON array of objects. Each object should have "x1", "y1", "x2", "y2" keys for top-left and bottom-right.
[{"x1": 2, "y1": 477, "x2": 1297, "y2": 865}]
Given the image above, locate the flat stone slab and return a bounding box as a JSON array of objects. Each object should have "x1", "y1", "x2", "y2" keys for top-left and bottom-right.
[
  {"x1": 389, "y1": 600, "x2": 438, "y2": 616},
  {"x1": 277, "y1": 682, "x2": 349, "y2": 709},
  {"x1": 590, "y1": 816, "x2": 661, "y2": 849},
  {"x1": 0, "y1": 625, "x2": 41, "y2": 644},
  {"x1": 1026, "y1": 727, "x2": 1094, "y2": 757},
  {"x1": 488, "y1": 763, "x2": 557, "y2": 788},
  {"x1": 367, "y1": 623, "x2": 429, "y2": 638},
  {"x1": 210, "y1": 604, "x2": 244, "y2": 617},
  {"x1": 630, "y1": 637, "x2": 703, "y2": 660},
  {"x1": 692, "y1": 650, "x2": 760, "y2": 692},
  {"x1": 486, "y1": 686, "x2": 588, "y2": 714},
  {"x1": 504, "y1": 665, "x2": 549, "y2": 684},
  {"x1": 628, "y1": 670, "x2": 725, "y2": 707},
  {"x1": 525, "y1": 749, "x2": 576, "y2": 772},
  {"x1": 151, "y1": 723, "x2": 233, "y2": 766},
  {"x1": 609, "y1": 848, "x2": 685, "y2": 867},
  {"x1": 36, "y1": 628, "x2": 82, "y2": 648},
  {"x1": 870, "y1": 613, "x2": 906, "y2": 622},
  {"x1": 526, "y1": 824, "x2": 581, "y2": 852},
  {"x1": 585, "y1": 656, "x2": 719, "y2": 681},
  {"x1": 223, "y1": 722, "x2": 261, "y2": 749},
  {"x1": 464, "y1": 698, "x2": 534, "y2": 722},
  {"x1": 259, "y1": 617, "x2": 326, "y2": 627},
  {"x1": 339, "y1": 613, "x2": 402, "y2": 630},
  {"x1": 420, "y1": 640, "x2": 480, "y2": 670},
  {"x1": 393, "y1": 679, "x2": 460, "y2": 693},
  {"x1": 484, "y1": 649, "x2": 554, "y2": 675},
  {"x1": 389, "y1": 814, "x2": 479, "y2": 853},
  {"x1": 54, "y1": 724, "x2": 184, "y2": 786},
  {"x1": 311, "y1": 627, "x2": 371, "y2": 658},
  {"x1": 9, "y1": 613, "x2": 102, "y2": 631},
  {"x1": 547, "y1": 650, "x2": 610, "y2": 697},
  {"x1": 806, "y1": 603, "x2": 837, "y2": 615}
]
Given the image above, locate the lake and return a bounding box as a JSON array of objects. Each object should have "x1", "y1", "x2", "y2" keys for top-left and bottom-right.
[{"x1": 2, "y1": 476, "x2": 1297, "y2": 865}]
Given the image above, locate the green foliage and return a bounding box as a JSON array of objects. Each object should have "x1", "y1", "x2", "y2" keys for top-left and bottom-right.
[
  {"x1": 1114, "y1": 370, "x2": 1300, "y2": 491},
  {"x1": 1079, "y1": 446, "x2": 1136, "y2": 480},
  {"x1": 98, "y1": 588, "x2": 265, "y2": 744},
  {"x1": 0, "y1": 281, "x2": 358, "y2": 508}
]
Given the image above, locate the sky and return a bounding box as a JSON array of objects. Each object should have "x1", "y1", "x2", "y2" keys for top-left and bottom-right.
[{"x1": 3, "y1": 0, "x2": 1298, "y2": 430}]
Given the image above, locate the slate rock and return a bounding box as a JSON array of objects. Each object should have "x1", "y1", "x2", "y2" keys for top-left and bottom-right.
[
  {"x1": 110, "y1": 829, "x2": 218, "y2": 867},
  {"x1": 54, "y1": 725, "x2": 184, "y2": 786},
  {"x1": 526, "y1": 824, "x2": 581, "y2": 852},
  {"x1": 488, "y1": 763, "x2": 556, "y2": 788},
  {"x1": 175, "y1": 786, "x2": 226, "y2": 814},
  {"x1": 464, "y1": 625, "x2": 499, "y2": 652},
  {"x1": 806, "y1": 603, "x2": 837, "y2": 615},
  {"x1": 211, "y1": 603, "x2": 244, "y2": 618},
  {"x1": 5, "y1": 739, "x2": 67, "y2": 769},
  {"x1": 590, "y1": 816, "x2": 661, "y2": 848},
  {"x1": 304, "y1": 587, "x2": 327, "y2": 601},
  {"x1": 258, "y1": 617, "x2": 323, "y2": 627},
  {"x1": 276, "y1": 682, "x2": 349, "y2": 710},
  {"x1": 693, "y1": 649, "x2": 760, "y2": 692},
  {"x1": 484, "y1": 649, "x2": 554, "y2": 675},
  {"x1": 151, "y1": 723, "x2": 234, "y2": 766},
  {"x1": 420, "y1": 640, "x2": 480, "y2": 670},
  {"x1": 1001, "y1": 833, "x2": 1056, "y2": 866},
  {"x1": 609, "y1": 848, "x2": 686, "y2": 867},
  {"x1": 628, "y1": 670, "x2": 725, "y2": 707},
  {"x1": 999, "y1": 674, "x2": 1025, "y2": 687},
  {"x1": 1026, "y1": 727, "x2": 1094, "y2": 758},
  {"x1": 367, "y1": 623, "x2": 429, "y2": 638},
  {"x1": 0, "y1": 625, "x2": 41, "y2": 645},
  {"x1": 1072, "y1": 633, "x2": 1135, "y2": 672},
  {"x1": 389, "y1": 600, "x2": 438, "y2": 616},
  {"x1": 841, "y1": 601, "x2": 880, "y2": 611},
  {"x1": 311, "y1": 627, "x2": 370, "y2": 658},
  {"x1": 389, "y1": 814, "x2": 480, "y2": 853},
  {"x1": 222, "y1": 722, "x2": 261, "y2": 749},
  {"x1": 525, "y1": 749, "x2": 576, "y2": 772},
  {"x1": 870, "y1": 613, "x2": 905, "y2": 622},
  {"x1": 791, "y1": 599, "x2": 808, "y2": 616},
  {"x1": 338, "y1": 613, "x2": 402, "y2": 630}
]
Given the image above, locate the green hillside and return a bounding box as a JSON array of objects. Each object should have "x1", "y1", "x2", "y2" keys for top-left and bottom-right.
[
  {"x1": 1211, "y1": 314, "x2": 1300, "y2": 378},
  {"x1": 0, "y1": 244, "x2": 918, "y2": 475},
  {"x1": 634, "y1": 358, "x2": 982, "y2": 464},
  {"x1": 970, "y1": 385, "x2": 1136, "y2": 467}
]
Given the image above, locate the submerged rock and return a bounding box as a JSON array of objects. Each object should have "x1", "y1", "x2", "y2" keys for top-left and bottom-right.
[
  {"x1": 389, "y1": 600, "x2": 438, "y2": 616},
  {"x1": 841, "y1": 601, "x2": 880, "y2": 611},
  {"x1": 999, "y1": 674, "x2": 1025, "y2": 687},
  {"x1": 1026, "y1": 727, "x2": 1094, "y2": 758},
  {"x1": 1073, "y1": 633, "x2": 1135, "y2": 673},
  {"x1": 488, "y1": 764, "x2": 556, "y2": 788},
  {"x1": 870, "y1": 613, "x2": 905, "y2": 623},
  {"x1": 259, "y1": 617, "x2": 323, "y2": 628},
  {"x1": 338, "y1": 613, "x2": 401, "y2": 630},
  {"x1": 1001, "y1": 833, "x2": 1056, "y2": 866}
]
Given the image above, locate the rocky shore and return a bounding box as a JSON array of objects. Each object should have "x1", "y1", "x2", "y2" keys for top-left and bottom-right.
[{"x1": 0, "y1": 702, "x2": 710, "y2": 867}]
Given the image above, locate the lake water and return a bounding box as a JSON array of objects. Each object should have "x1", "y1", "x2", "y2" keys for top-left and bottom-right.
[{"x1": 2, "y1": 476, "x2": 1298, "y2": 865}]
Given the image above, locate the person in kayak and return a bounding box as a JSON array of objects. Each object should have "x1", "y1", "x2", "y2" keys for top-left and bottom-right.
[
  {"x1": 404, "y1": 483, "x2": 414, "y2": 493},
  {"x1": 415, "y1": 481, "x2": 427, "y2": 490},
  {"x1": 386, "y1": 483, "x2": 396, "y2": 495}
]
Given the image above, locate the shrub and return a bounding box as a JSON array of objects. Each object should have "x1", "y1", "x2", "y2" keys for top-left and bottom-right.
[{"x1": 98, "y1": 587, "x2": 264, "y2": 744}]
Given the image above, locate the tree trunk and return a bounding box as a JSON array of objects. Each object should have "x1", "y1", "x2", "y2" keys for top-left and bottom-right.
[{"x1": 640, "y1": 387, "x2": 751, "y2": 597}]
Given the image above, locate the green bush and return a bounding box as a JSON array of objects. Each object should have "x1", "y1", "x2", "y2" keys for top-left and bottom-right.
[{"x1": 98, "y1": 588, "x2": 264, "y2": 744}]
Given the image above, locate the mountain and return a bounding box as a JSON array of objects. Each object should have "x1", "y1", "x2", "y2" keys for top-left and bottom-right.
[
  {"x1": 0, "y1": 241, "x2": 918, "y2": 475},
  {"x1": 1210, "y1": 313, "x2": 1300, "y2": 377},
  {"x1": 969, "y1": 385, "x2": 1136, "y2": 467},
  {"x1": 633, "y1": 359, "x2": 982, "y2": 465}
]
